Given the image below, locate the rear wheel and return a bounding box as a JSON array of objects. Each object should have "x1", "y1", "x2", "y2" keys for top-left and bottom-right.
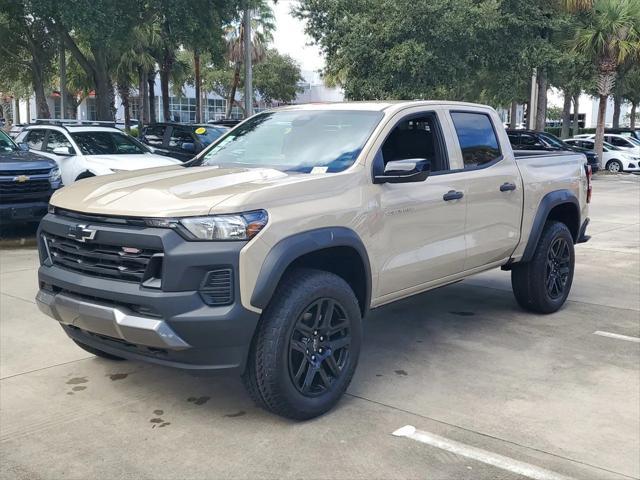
[
  {"x1": 73, "y1": 340, "x2": 126, "y2": 361},
  {"x1": 511, "y1": 221, "x2": 575, "y2": 314},
  {"x1": 606, "y1": 160, "x2": 623, "y2": 173},
  {"x1": 242, "y1": 269, "x2": 362, "y2": 420}
]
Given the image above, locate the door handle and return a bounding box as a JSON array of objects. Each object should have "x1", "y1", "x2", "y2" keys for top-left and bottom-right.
[
  {"x1": 443, "y1": 190, "x2": 464, "y2": 201},
  {"x1": 500, "y1": 182, "x2": 517, "y2": 192}
]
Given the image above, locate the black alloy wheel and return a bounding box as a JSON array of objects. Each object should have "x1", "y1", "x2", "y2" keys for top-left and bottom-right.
[
  {"x1": 288, "y1": 298, "x2": 351, "y2": 396},
  {"x1": 545, "y1": 237, "x2": 571, "y2": 300}
]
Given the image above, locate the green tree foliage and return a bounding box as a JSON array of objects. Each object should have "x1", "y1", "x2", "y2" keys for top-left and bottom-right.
[
  {"x1": 295, "y1": 0, "x2": 563, "y2": 105},
  {"x1": 224, "y1": 0, "x2": 275, "y2": 117},
  {"x1": 254, "y1": 50, "x2": 303, "y2": 104},
  {"x1": 29, "y1": 0, "x2": 146, "y2": 120},
  {"x1": 571, "y1": 0, "x2": 640, "y2": 158},
  {"x1": 0, "y1": 0, "x2": 56, "y2": 118},
  {"x1": 621, "y1": 66, "x2": 640, "y2": 128}
]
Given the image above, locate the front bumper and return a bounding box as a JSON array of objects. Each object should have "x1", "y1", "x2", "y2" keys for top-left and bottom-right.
[
  {"x1": 36, "y1": 213, "x2": 260, "y2": 373},
  {"x1": 0, "y1": 200, "x2": 50, "y2": 222}
]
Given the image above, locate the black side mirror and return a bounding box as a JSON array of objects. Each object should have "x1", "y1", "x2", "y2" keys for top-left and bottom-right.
[
  {"x1": 18, "y1": 142, "x2": 29, "y2": 151},
  {"x1": 374, "y1": 158, "x2": 431, "y2": 184},
  {"x1": 181, "y1": 142, "x2": 196, "y2": 153}
]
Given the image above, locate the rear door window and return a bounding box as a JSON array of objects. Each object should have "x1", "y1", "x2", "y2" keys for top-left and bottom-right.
[
  {"x1": 25, "y1": 129, "x2": 47, "y2": 150},
  {"x1": 168, "y1": 127, "x2": 195, "y2": 149},
  {"x1": 450, "y1": 112, "x2": 501, "y2": 168},
  {"x1": 142, "y1": 126, "x2": 166, "y2": 147},
  {"x1": 45, "y1": 131, "x2": 74, "y2": 154}
]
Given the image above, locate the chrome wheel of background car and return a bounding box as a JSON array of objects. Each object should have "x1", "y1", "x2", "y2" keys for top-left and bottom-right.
[
  {"x1": 288, "y1": 298, "x2": 351, "y2": 397},
  {"x1": 546, "y1": 237, "x2": 571, "y2": 300},
  {"x1": 607, "y1": 160, "x2": 622, "y2": 173}
]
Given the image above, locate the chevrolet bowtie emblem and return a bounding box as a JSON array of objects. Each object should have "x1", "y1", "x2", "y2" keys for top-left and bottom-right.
[
  {"x1": 67, "y1": 224, "x2": 97, "y2": 243},
  {"x1": 14, "y1": 175, "x2": 29, "y2": 183}
]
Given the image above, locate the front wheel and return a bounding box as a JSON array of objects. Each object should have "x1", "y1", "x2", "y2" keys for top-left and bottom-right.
[
  {"x1": 511, "y1": 221, "x2": 575, "y2": 314},
  {"x1": 606, "y1": 160, "x2": 623, "y2": 173},
  {"x1": 242, "y1": 269, "x2": 362, "y2": 420}
]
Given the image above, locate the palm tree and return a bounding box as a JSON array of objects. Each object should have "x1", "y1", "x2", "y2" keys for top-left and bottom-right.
[
  {"x1": 571, "y1": 0, "x2": 640, "y2": 160},
  {"x1": 118, "y1": 23, "x2": 161, "y2": 130},
  {"x1": 224, "y1": 2, "x2": 275, "y2": 118},
  {"x1": 622, "y1": 66, "x2": 640, "y2": 128}
]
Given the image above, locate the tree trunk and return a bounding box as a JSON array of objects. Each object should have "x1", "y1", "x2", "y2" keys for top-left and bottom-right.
[
  {"x1": 14, "y1": 96, "x2": 20, "y2": 124},
  {"x1": 159, "y1": 68, "x2": 170, "y2": 121},
  {"x1": 25, "y1": 96, "x2": 31, "y2": 123},
  {"x1": 572, "y1": 94, "x2": 580, "y2": 137},
  {"x1": 226, "y1": 62, "x2": 241, "y2": 118},
  {"x1": 194, "y1": 50, "x2": 201, "y2": 123},
  {"x1": 509, "y1": 101, "x2": 518, "y2": 129},
  {"x1": 159, "y1": 50, "x2": 174, "y2": 122},
  {"x1": 535, "y1": 69, "x2": 547, "y2": 132},
  {"x1": 631, "y1": 102, "x2": 637, "y2": 129},
  {"x1": 93, "y1": 48, "x2": 115, "y2": 121},
  {"x1": 118, "y1": 83, "x2": 131, "y2": 133},
  {"x1": 560, "y1": 90, "x2": 572, "y2": 139},
  {"x1": 138, "y1": 67, "x2": 147, "y2": 129},
  {"x1": 31, "y1": 61, "x2": 50, "y2": 119},
  {"x1": 612, "y1": 94, "x2": 621, "y2": 128},
  {"x1": 594, "y1": 94, "x2": 608, "y2": 164},
  {"x1": 148, "y1": 72, "x2": 156, "y2": 124}
]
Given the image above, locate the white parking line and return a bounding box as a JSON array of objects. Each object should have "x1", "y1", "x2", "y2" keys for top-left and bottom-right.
[
  {"x1": 392, "y1": 425, "x2": 573, "y2": 480},
  {"x1": 593, "y1": 331, "x2": 640, "y2": 343}
]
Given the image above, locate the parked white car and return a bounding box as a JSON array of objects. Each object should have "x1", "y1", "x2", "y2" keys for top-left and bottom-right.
[
  {"x1": 15, "y1": 124, "x2": 181, "y2": 186},
  {"x1": 565, "y1": 138, "x2": 640, "y2": 173},
  {"x1": 572, "y1": 133, "x2": 640, "y2": 156}
]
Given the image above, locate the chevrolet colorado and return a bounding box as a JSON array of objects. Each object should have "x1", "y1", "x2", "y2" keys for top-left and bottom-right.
[
  {"x1": 1, "y1": 129, "x2": 62, "y2": 223},
  {"x1": 35, "y1": 101, "x2": 591, "y2": 419}
]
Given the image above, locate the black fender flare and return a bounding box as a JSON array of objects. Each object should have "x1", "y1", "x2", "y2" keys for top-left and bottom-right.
[
  {"x1": 521, "y1": 189, "x2": 580, "y2": 262},
  {"x1": 250, "y1": 227, "x2": 372, "y2": 314}
]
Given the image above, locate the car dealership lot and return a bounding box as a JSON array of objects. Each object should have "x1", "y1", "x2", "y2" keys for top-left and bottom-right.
[{"x1": 1, "y1": 174, "x2": 638, "y2": 480}]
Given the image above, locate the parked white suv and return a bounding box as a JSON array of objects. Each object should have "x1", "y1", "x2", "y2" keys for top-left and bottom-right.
[
  {"x1": 574, "y1": 133, "x2": 640, "y2": 156},
  {"x1": 16, "y1": 123, "x2": 180, "y2": 186},
  {"x1": 565, "y1": 138, "x2": 640, "y2": 173}
]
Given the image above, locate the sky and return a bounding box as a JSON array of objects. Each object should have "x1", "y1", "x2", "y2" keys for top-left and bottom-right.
[{"x1": 271, "y1": 0, "x2": 324, "y2": 73}]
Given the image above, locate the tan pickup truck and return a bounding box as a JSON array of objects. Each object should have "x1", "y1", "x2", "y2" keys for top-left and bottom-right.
[{"x1": 36, "y1": 101, "x2": 591, "y2": 419}]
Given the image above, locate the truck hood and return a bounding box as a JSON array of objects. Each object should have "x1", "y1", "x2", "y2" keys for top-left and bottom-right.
[
  {"x1": 86, "y1": 153, "x2": 181, "y2": 170},
  {"x1": 50, "y1": 165, "x2": 317, "y2": 217},
  {"x1": 0, "y1": 149, "x2": 57, "y2": 169}
]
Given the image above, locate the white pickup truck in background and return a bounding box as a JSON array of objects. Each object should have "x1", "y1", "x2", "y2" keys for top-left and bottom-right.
[{"x1": 36, "y1": 101, "x2": 591, "y2": 419}]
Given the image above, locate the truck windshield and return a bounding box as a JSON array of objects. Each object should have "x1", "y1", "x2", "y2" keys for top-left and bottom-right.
[
  {"x1": 0, "y1": 130, "x2": 17, "y2": 152},
  {"x1": 191, "y1": 110, "x2": 383, "y2": 173},
  {"x1": 71, "y1": 131, "x2": 149, "y2": 155}
]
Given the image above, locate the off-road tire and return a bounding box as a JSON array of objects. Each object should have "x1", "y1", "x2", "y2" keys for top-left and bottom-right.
[
  {"x1": 511, "y1": 221, "x2": 575, "y2": 314},
  {"x1": 241, "y1": 268, "x2": 362, "y2": 420},
  {"x1": 73, "y1": 340, "x2": 126, "y2": 361}
]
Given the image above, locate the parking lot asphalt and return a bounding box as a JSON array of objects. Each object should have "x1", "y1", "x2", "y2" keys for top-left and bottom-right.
[{"x1": 1, "y1": 174, "x2": 638, "y2": 480}]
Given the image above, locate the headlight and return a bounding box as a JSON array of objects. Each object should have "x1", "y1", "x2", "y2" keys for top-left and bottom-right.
[
  {"x1": 145, "y1": 210, "x2": 268, "y2": 241},
  {"x1": 48, "y1": 167, "x2": 61, "y2": 184}
]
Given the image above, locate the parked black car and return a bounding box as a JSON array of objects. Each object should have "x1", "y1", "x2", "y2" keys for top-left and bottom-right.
[
  {"x1": 506, "y1": 130, "x2": 600, "y2": 172},
  {"x1": 138, "y1": 123, "x2": 229, "y2": 161},
  {"x1": 0, "y1": 129, "x2": 62, "y2": 223}
]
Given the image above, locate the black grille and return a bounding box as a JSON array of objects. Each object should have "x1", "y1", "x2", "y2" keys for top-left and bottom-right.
[
  {"x1": 0, "y1": 168, "x2": 51, "y2": 176},
  {"x1": 0, "y1": 179, "x2": 51, "y2": 196},
  {"x1": 199, "y1": 268, "x2": 233, "y2": 306},
  {"x1": 44, "y1": 233, "x2": 161, "y2": 283}
]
